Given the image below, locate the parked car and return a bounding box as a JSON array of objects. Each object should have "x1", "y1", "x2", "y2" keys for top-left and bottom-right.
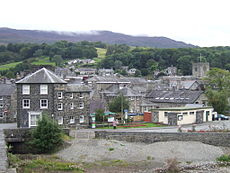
[{"x1": 213, "y1": 114, "x2": 229, "y2": 121}]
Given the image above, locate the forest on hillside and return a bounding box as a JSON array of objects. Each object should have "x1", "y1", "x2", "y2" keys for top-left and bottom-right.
[
  {"x1": 100, "y1": 45, "x2": 230, "y2": 76},
  {"x1": 0, "y1": 40, "x2": 230, "y2": 78}
]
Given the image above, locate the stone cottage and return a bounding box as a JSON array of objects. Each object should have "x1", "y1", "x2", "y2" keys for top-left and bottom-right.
[{"x1": 16, "y1": 68, "x2": 91, "y2": 128}]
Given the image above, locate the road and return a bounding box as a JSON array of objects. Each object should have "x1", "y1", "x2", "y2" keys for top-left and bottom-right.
[
  {"x1": 0, "y1": 123, "x2": 16, "y2": 130},
  {"x1": 75, "y1": 120, "x2": 230, "y2": 133}
]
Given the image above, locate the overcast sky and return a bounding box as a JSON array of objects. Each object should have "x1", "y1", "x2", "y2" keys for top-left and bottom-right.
[{"x1": 1, "y1": 0, "x2": 230, "y2": 47}]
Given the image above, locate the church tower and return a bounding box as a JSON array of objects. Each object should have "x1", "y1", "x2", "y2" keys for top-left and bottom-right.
[{"x1": 192, "y1": 62, "x2": 210, "y2": 78}]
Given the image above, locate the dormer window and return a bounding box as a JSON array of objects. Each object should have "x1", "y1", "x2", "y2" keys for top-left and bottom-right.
[
  {"x1": 79, "y1": 93, "x2": 83, "y2": 98},
  {"x1": 22, "y1": 85, "x2": 30, "y2": 95},
  {"x1": 40, "y1": 85, "x2": 48, "y2": 95}
]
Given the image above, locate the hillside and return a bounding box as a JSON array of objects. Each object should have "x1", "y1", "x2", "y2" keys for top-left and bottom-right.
[{"x1": 0, "y1": 28, "x2": 196, "y2": 48}]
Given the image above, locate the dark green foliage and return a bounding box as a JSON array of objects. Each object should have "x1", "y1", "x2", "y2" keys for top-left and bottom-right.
[
  {"x1": 95, "y1": 109, "x2": 105, "y2": 122},
  {"x1": 109, "y1": 95, "x2": 129, "y2": 113},
  {"x1": 204, "y1": 68, "x2": 230, "y2": 113},
  {"x1": 30, "y1": 114, "x2": 63, "y2": 153},
  {"x1": 100, "y1": 46, "x2": 230, "y2": 76},
  {"x1": 217, "y1": 155, "x2": 230, "y2": 162}
]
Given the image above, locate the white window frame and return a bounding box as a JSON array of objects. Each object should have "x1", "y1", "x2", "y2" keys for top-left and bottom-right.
[
  {"x1": 79, "y1": 102, "x2": 84, "y2": 109},
  {"x1": 57, "y1": 103, "x2": 63, "y2": 110},
  {"x1": 70, "y1": 93, "x2": 73, "y2": 99},
  {"x1": 57, "y1": 92, "x2": 63, "y2": 99},
  {"x1": 22, "y1": 85, "x2": 30, "y2": 95},
  {"x1": 22, "y1": 99, "x2": 30, "y2": 109},
  {"x1": 70, "y1": 102, "x2": 74, "y2": 110},
  {"x1": 0, "y1": 97, "x2": 3, "y2": 100},
  {"x1": 58, "y1": 116, "x2": 63, "y2": 125},
  {"x1": 40, "y1": 99, "x2": 48, "y2": 109},
  {"x1": 0, "y1": 103, "x2": 3, "y2": 108},
  {"x1": 70, "y1": 116, "x2": 75, "y2": 124},
  {"x1": 40, "y1": 84, "x2": 48, "y2": 95},
  {"x1": 28, "y1": 112, "x2": 41, "y2": 127}
]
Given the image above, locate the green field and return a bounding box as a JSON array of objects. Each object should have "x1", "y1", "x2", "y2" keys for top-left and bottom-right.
[
  {"x1": 93, "y1": 48, "x2": 106, "y2": 63},
  {"x1": 0, "y1": 62, "x2": 22, "y2": 71},
  {"x1": 31, "y1": 57, "x2": 55, "y2": 66}
]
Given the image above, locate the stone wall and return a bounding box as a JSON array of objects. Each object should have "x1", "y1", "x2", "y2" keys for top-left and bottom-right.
[
  {"x1": 4, "y1": 128, "x2": 70, "y2": 154},
  {"x1": 95, "y1": 131, "x2": 230, "y2": 147}
]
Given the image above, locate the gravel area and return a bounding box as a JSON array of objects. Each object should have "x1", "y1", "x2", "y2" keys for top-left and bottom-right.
[{"x1": 57, "y1": 139, "x2": 224, "y2": 163}]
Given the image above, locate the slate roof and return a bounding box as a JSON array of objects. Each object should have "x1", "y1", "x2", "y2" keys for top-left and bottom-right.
[
  {"x1": 87, "y1": 76, "x2": 147, "y2": 84},
  {"x1": 146, "y1": 90, "x2": 203, "y2": 104},
  {"x1": 180, "y1": 80, "x2": 199, "y2": 89},
  {"x1": 0, "y1": 84, "x2": 15, "y2": 96},
  {"x1": 105, "y1": 87, "x2": 143, "y2": 97},
  {"x1": 66, "y1": 84, "x2": 91, "y2": 92},
  {"x1": 16, "y1": 68, "x2": 67, "y2": 84}
]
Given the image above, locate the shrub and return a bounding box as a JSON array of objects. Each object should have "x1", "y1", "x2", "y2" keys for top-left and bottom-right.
[
  {"x1": 217, "y1": 155, "x2": 230, "y2": 162},
  {"x1": 165, "y1": 158, "x2": 180, "y2": 173},
  {"x1": 30, "y1": 114, "x2": 63, "y2": 153}
]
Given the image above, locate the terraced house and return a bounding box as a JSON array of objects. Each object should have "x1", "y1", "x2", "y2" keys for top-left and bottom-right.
[{"x1": 16, "y1": 68, "x2": 91, "y2": 128}]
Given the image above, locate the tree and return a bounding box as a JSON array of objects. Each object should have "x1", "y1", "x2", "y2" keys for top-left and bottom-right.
[
  {"x1": 204, "y1": 68, "x2": 230, "y2": 113},
  {"x1": 134, "y1": 69, "x2": 142, "y2": 77},
  {"x1": 52, "y1": 55, "x2": 63, "y2": 66},
  {"x1": 95, "y1": 109, "x2": 104, "y2": 122},
  {"x1": 108, "y1": 95, "x2": 129, "y2": 113},
  {"x1": 205, "y1": 90, "x2": 228, "y2": 114},
  {"x1": 30, "y1": 114, "x2": 63, "y2": 153}
]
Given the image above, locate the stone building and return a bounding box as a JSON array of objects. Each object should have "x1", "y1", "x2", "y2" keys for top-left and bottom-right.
[
  {"x1": 0, "y1": 84, "x2": 17, "y2": 123},
  {"x1": 192, "y1": 62, "x2": 210, "y2": 78},
  {"x1": 16, "y1": 68, "x2": 91, "y2": 128}
]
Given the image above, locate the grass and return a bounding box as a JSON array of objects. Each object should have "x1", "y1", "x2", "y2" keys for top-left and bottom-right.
[
  {"x1": 9, "y1": 154, "x2": 84, "y2": 173},
  {"x1": 31, "y1": 57, "x2": 55, "y2": 66},
  {"x1": 98, "y1": 122, "x2": 165, "y2": 129},
  {"x1": 0, "y1": 61, "x2": 22, "y2": 71},
  {"x1": 93, "y1": 48, "x2": 106, "y2": 63}
]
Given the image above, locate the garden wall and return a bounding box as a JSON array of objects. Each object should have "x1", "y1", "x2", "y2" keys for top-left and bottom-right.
[{"x1": 95, "y1": 131, "x2": 230, "y2": 147}]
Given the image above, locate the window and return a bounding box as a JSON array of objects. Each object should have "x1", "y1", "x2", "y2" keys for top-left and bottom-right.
[
  {"x1": 22, "y1": 85, "x2": 30, "y2": 95},
  {"x1": 40, "y1": 85, "x2": 48, "y2": 94},
  {"x1": 0, "y1": 112, "x2": 3, "y2": 118},
  {"x1": 57, "y1": 92, "x2": 63, "y2": 99},
  {"x1": 0, "y1": 103, "x2": 3, "y2": 108},
  {"x1": 80, "y1": 115, "x2": 84, "y2": 123},
  {"x1": 164, "y1": 112, "x2": 168, "y2": 117},
  {"x1": 22, "y1": 99, "x2": 30, "y2": 109},
  {"x1": 70, "y1": 93, "x2": 73, "y2": 99},
  {"x1": 79, "y1": 93, "x2": 83, "y2": 98},
  {"x1": 40, "y1": 99, "x2": 48, "y2": 109},
  {"x1": 190, "y1": 112, "x2": 195, "y2": 115},
  {"x1": 29, "y1": 112, "x2": 41, "y2": 127},
  {"x1": 70, "y1": 116, "x2": 75, "y2": 124},
  {"x1": 58, "y1": 116, "x2": 63, "y2": 125},
  {"x1": 178, "y1": 114, "x2": 183, "y2": 121},
  {"x1": 79, "y1": 102, "x2": 84, "y2": 109},
  {"x1": 0, "y1": 97, "x2": 3, "y2": 100},
  {"x1": 70, "y1": 102, "x2": 74, "y2": 109},
  {"x1": 57, "y1": 103, "x2": 63, "y2": 110},
  {"x1": 183, "y1": 112, "x2": 188, "y2": 115}
]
